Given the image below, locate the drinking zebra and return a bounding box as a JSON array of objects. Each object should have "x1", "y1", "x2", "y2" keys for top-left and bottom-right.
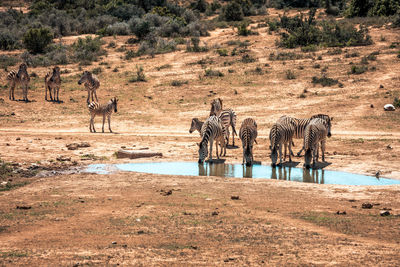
[
  {"x1": 198, "y1": 115, "x2": 225, "y2": 163},
  {"x1": 269, "y1": 121, "x2": 295, "y2": 167},
  {"x1": 304, "y1": 117, "x2": 332, "y2": 168},
  {"x1": 78, "y1": 71, "x2": 100, "y2": 104},
  {"x1": 189, "y1": 118, "x2": 204, "y2": 136},
  {"x1": 7, "y1": 63, "x2": 30, "y2": 101},
  {"x1": 278, "y1": 114, "x2": 331, "y2": 156},
  {"x1": 88, "y1": 97, "x2": 118, "y2": 133},
  {"x1": 239, "y1": 118, "x2": 258, "y2": 166},
  {"x1": 209, "y1": 98, "x2": 237, "y2": 146},
  {"x1": 45, "y1": 66, "x2": 61, "y2": 102}
]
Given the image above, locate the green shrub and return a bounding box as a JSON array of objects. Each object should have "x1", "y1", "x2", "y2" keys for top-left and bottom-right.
[
  {"x1": 222, "y1": 2, "x2": 244, "y2": 21},
  {"x1": 237, "y1": 22, "x2": 252, "y2": 36},
  {"x1": 23, "y1": 27, "x2": 53, "y2": 54},
  {"x1": 216, "y1": 48, "x2": 228, "y2": 56},
  {"x1": 72, "y1": 36, "x2": 106, "y2": 65},
  {"x1": 350, "y1": 65, "x2": 368, "y2": 74},
  {"x1": 286, "y1": 70, "x2": 296, "y2": 79},
  {"x1": 129, "y1": 65, "x2": 146, "y2": 82},
  {"x1": 125, "y1": 50, "x2": 136, "y2": 60},
  {"x1": 186, "y1": 37, "x2": 208, "y2": 52},
  {"x1": 171, "y1": 80, "x2": 188, "y2": 86},
  {"x1": 92, "y1": 67, "x2": 102, "y2": 74},
  {"x1": 369, "y1": 0, "x2": 400, "y2": 16},
  {"x1": 0, "y1": 31, "x2": 20, "y2": 50},
  {"x1": 312, "y1": 75, "x2": 339, "y2": 86},
  {"x1": 0, "y1": 55, "x2": 18, "y2": 69},
  {"x1": 241, "y1": 54, "x2": 256, "y2": 63},
  {"x1": 301, "y1": 45, "x2": 318, "y2": 52},
  {"x1": 393, "y1": 97, "x2": 400, "y2": 108},
  {"x1": 205, "y1": 69, "x2": 224, "y2": 77}
]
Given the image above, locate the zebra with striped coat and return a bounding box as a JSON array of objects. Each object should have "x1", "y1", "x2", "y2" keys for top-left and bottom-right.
[
  {"x1": 304, "y1": 117, "x2": 332, "y2": 168},
  {"x1": 78, "y1": 71, "x2": 100, "y2": 104},
  {"x1": 88, "y1": 97, "x2": 118, "y2": 133},
  {"x1": 7, "y1": 63, "x2": 30, "y2": 101},
  {"x1": 198, "y1": 115, "x2": 226, "y2": 163},
  {"x1": 189, "y1": 118, "x2": 204, "y2": 136},
  {"x1": 278, "y1": 114, "x2": 331, "y2": 156},
  {"x1": 269, "y1": 121, "x2": 295, "y2": 167},
  {"x1": 209, "y1": 98, "x2": 237, "y2": 146},
  {"x1": 239, "y1": 118, "x2": 258, "y2": 166},
  {"x1": 45, "y1": 66, "x2": 61, "y2": 102}
]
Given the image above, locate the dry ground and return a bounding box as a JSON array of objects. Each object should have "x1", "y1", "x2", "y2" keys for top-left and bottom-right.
[{"x1": 1, "y1": 9, "x2": 400, "y2": 265}]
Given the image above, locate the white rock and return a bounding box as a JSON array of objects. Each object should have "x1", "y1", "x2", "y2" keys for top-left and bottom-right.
[{"x1": 383, "y1": 104, "x2": 395, "y2": 111}]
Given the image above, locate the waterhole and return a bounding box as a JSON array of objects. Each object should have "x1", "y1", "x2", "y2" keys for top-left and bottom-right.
[{"x1": 85, "y1": 162, "x2": 400, "y2": 186}]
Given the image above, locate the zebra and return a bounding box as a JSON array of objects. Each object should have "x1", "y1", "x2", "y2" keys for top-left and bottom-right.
[
  {"x1": 45, "y1": 66, "x2": 61, "y2": 102},
  {"x1": 278, "y1": 114, "x2": 331, "y2": 156},
  {"x1": 303, "y1": 117, "x2": 332, "y2": 169},
  {"x1": 269, "y1": 121, "x2": 295, "y2": 167},
  {"x1": 7, "y1": 63, "x2": 30, "y2": 101},
  {"x1": 78, "y1": 71, "x2": 100, "y2": 104},
  {"x1": 88, "y1": 97, "x2": 118, "y2": 133},
  {"x1": 198, "y1": 115, "x2": 225, "y2": 163},
  {"x1": 209, "y1": 98, "x2": 237, "y2": 146},
  {"x1": 189, "y1": 118, "x2": 204, "y2": 136},
  {"x1": 239, "y1": 118, "x2": 258, "y2": 166}
]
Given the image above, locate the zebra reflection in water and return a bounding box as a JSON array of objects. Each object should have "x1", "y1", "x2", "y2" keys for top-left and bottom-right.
[
  {"x1": 242, "y1": 165, "x2": 253, "y2": 178},
  {"x1": 271, "y1": 167, "x2": 325, "y2": 184},
  {"x1": 198, "y1": 163, "x2": 236, "y2": 177}
]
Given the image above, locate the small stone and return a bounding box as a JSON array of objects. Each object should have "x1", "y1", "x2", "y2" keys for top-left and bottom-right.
[
  {"x1": 362, "y1": 203, "x2": 373, "y2": 209},
  {"x1": 137, "y1": 230, "x2": 144, "y2": 234},
  {"x1": 370, "y1": 104, "x2": 374, "y2": 108},
  {"x1": 384, "y1": 104, "x2": 395, "y2": 111},
  {"x1": 16, "y1": 205, "x2": 31, "y2": 210},
  {"x1": 387, "y1": 144, "x2": 393, "y2": 150},
  {"x1": 111, "y1": 241, "x2": 117, "y2": 245},
  {"x1": 379, "y1": 84, "x2": 384, "y2": 88},
  {"x1": 231, "y1": 196, "x2": 240, "y2": 200},
  {"x1": 380, "y1": 210, "x2": 390, "y2": 216},
  {"x1": 16, "y1": 137, "x2": 20, "y2": 141},
  {"x1": 10, "y1": 112, "x2": 15, "y2": 116},
  {"x1": 212, "y1": 211, "x2": 219, "y2": 216}
]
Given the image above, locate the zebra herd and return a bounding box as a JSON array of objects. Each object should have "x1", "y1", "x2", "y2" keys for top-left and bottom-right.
[
  {"x1": 191, "y1": 98, "x2": 333, "y2": 169},
  {"x1": 6, "y1": 64, "x2": 117, "y2": 133}
]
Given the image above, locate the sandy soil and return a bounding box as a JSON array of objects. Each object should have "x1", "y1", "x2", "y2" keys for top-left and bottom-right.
[{"x1": 1, "y1": 8, "x2": 400, "y2": 265}]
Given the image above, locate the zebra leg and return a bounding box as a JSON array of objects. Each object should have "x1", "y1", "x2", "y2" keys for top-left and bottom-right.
[
  {"x1": 49, "y1": 86, "x2": 53, "y2": 101},
  {"x1": 24, "y1": 84, "x2": 28, "y2": 101},
  {"x1": 321, "y1": 140, "x2": 326, "y2": 162},
  {"x1": 9, "y1": 83, "x2": 14, "y2": 100},
  {"x1": 57, "y1": 87, "x2": 60, "y2": 102},
  {"x1": 45, "y1": 84, "x2": 48, "y2": 101},
  {"x1": 288, "y1": 140, "x2": 292, "y2": 162},
  {"x1": 89, "y1": 115, "x2": 95, "y2": 132},
  {"x1": 242, "y1": 145, "x2": 245, "y2": 165},
  {"x1": 296, "y1": 146, "x2": 304, "y2": 157},
  {"x1": 209, "y1": 138, "x2": 214, "y2": 161},
  {"x1": 278, "y1": 144, "x2": 283, "y2": 166},
  {"x1": 94, "y1": 90, "x2": 98, "y2": 102},
  {"x1": 87, "y1": 90, "x2": 90, "y2": 104},
  {"x1": 222, "y1": 136, "x2": 226, "y2": 156},
  {"x1": 102, "y1": 114, "x2": 105, "y2": 133},
  {"x1": 108, "y1": 115, "x2": 112, "y2": 133}
]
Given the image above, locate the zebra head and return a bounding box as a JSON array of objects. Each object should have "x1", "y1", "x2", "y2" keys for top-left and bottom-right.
[
  {"x1": 53, "y1": 66, "x2": 60, "y2": 76},
  {"x1": 244, "y1": 145, "x2": 253, "y2": 166},
  {"x1": 304, "y1": 148, "x2": 312, "y2": 169},
  {"x1": 111, "y1": 97, "x2": 118, "y2": 113},
  {"x1": 78, "y1": 71, "x2": 91, "y2": 85},
  {"x1": 17, "y1": 63, "x2": 28, "y2": 78},
  {"x1": 198, "y1": 141, "x2": 208, "y2": 164},
  {"x1": 270, "y1": 146, "x2": 278, "y2": 167},
  {"x1": 189, "y1": 118, "x2": 199, "y2": 133},
  {"x1": 209, "y1": 98, "x2": 223, "y2": 116},
  {"x1": 311, "y1": 114, "x2": 332, "y2": 137}
]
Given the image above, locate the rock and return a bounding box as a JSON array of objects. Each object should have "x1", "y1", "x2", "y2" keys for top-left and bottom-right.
[
  {"x1": 66, "y1": 142, "x2": 90, "y2": 150},
  {"x1": 16, "y1": 137, "x2": 20, "y2": 141},
  {"x1": 370, "y1": 104, "x2": 374, "y2": 108},
  {"x1": 16, "y1": 205, "x2": 31, "y2": 210},
  {"x1": 212, "y1": 211, "x2": 219, "y2": 216},
  {"x1": 117, "y1": 149, "x2": 162, "y2": 159},
  {"x1": 336, "y1": 211, "x2": 347, "y2": 215},
  {"x1": 160, "y1": 189, "x2": 172, "y2": 196},
  {"x1": 379, "y1": 84, "x2": 384, "y2": 88},
  {"x1": 380, "y1": 210, "x2": 390, "y2": 216},
  {"x1": 137, "y1": 230, "x2": 144, "y2": 234},
  {"x1": 56, "y1": 155, "x2": 71, "y2": 162},
  {"x1": 231, "y1": 196, "x2": 240, "y2": 200},
  {"x1": 362, "y1": 203, "x2": 373, "y2": 209},
  {"x1": 111, "y1": 241, "x2": 117, "y2": 245},
  {"x1": 386, "y1": 145, "x2": 393, "y2": 150},
  {"x1": 10, "y1": 112, "x2": 15, "y2": 115},
  {"x1": 383, "y1": 104, "x2": 395, "y2": 111}
]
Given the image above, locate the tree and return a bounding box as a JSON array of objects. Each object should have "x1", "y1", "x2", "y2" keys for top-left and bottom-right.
[
  {"x1": 23, "y1": 27, "x2": 53, "y2": 54},
  {"x1": 223, "y1": 2, "x2": 243, "y2": 21}
]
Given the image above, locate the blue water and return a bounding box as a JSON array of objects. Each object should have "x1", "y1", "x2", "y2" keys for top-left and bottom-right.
[{"x1": 85, "y1": 162, "x2": 400, "y2": 186}]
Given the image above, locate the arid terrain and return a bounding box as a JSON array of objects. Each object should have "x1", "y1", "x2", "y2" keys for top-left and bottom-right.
[{"x1": 1, "y1": 7, "x2": 400, "y2": 266}]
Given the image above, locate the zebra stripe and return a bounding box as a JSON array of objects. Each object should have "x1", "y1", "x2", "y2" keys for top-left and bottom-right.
[
  {"x1": 239, "y1": 118, "x2": 258, "y2": 166},
  {"x1": 78, "y1": 71, "x2": 100, "y2": 104},
  {"x1": 198, "y1": 115, "x2": 225, "y2": 163},
  {"x1": 269, "y1": 121, "x2": 295, "y2": 167},
  {"x1": 278, "y1": 114, "x2": 331, "y2": 156},
  {"x1": 45, "y1": 66, "x2": 61, "y2": 102},
  {"x1": 304, "y1": 117, "x2": 331, "y2": 168},
  {"x1": 189, "y1": 118, "x2": 204, "y2": 136},
  {"x1": 88, "y1": 97, "x2": 118, "y2": 133},
  {"x1": 209, "y1": 98, "x2": 223, "y2": 116},
  {"x1": 7, "y1": 63, "x2": 30, "y2": 101}
]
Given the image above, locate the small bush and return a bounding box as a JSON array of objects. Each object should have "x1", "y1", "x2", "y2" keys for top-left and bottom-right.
[
  {"x1": 286, "y1": 70, "x2": 296, "y2": 80},
  {"x1": 92, "y1": 67, "x2": 102, "y2": 74},
  {"x1": 367, "y1": 51, "x2": 379, "y2": 61},
  {"x1": 241, "y1": 54, "x2": 256, "y2": 63},
  {"x1": 125, "y1": 50, "x2": 136, "y2": 60},
  {"x1": 156, "y1": 64, "x2": 172, "y2": 70},
  {"x1": 0, "y1": 55, "x2": 18, "y2": 69},
  {"x1": 0, "y1": 31, "x2": 20, "y2": 50},
  {"x1": 23, "y1": 27, "x2": 53, "y2": 54},
  {"x1": 350, "y1": 65, "x2": 368, "y2": 74},
  {"x1": 186, "y1": 37, "x2": 208, "y2": 52},
  {"x1": 301, "y1": 45, "x2": 318, "y2": 52},
  {"x1": 393, "y1": 97, "x2": 400, "y2": 108},
  {"x1": 313, "y1": 63, "x2": 321, "y2": 68},
  {"x1": 312, "y1": 75, "x2": 339, "y2": 86},
  {"x1": 237, "y1": 22, "x2": 251, "y2": 36},
  {"x1": 222, "y1": 2, "x2": 244, "y2": 21},
  {"x1": 72, "y1": 36, "x2": 106, "y2": 65},
  {"x1": 216, "y1": 48, "x2": 228, "y2": 56},
  {"x1": 171, "y1": 80, "x2": 188, "y2": 86},
  {"x1": 345, "y1": 52, "x2": 360, "y2": 58},
  {"x1": 107, "y1": 41, "x2": 116, "y2": 48},
  {"x1": 270, "y1": 52, "x2": 302, "y2": 61},
  {"x1": 205, "y1": 69, "x2": 224, "y2": 77},
  {"x1": 129, "y1": 65, "x2": 146, "y2": 82}
]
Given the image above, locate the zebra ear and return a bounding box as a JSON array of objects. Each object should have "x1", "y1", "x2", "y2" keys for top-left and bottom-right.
[{"x1": 330, "y1": 117, "x2": 333, "y2": 121}]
